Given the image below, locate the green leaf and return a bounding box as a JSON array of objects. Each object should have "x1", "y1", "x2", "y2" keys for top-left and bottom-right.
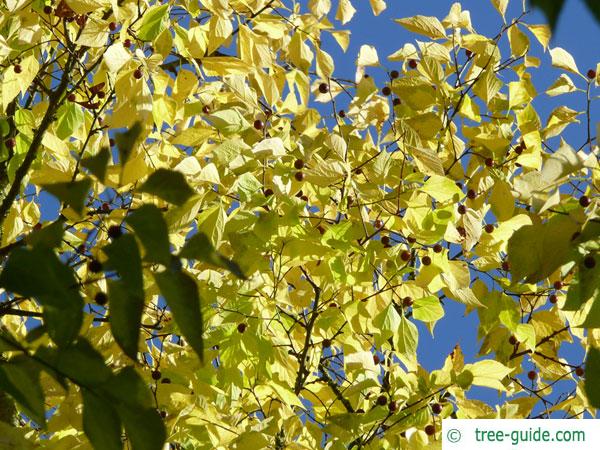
[
  {"x1": 137, "y1": 4, "x2": 169, "y2": 42},
  {"x1": 82, "y1": 390, "x2": 123, "y2": 450},
  {"x1": 126, "y1": 204, "x2": 171, "y2": 265},
  {"x1": 55, "y1": 101, "x2": 84, "y2": 140},
  {"x1": 395, "y1": 316, "x2": 418, "y2": 370},
  {"x1": 103, "y1": 235, "x2": 144, "y2": 359},
  {"x1": 81, "y1": 147, "x2": 111, "y2": 183},
  {"x1": 154, "y1": 270, "x2": 204, "y2": 361},
  {"x1": 412, "y1": 296, "x2": 444, "y2": 323},
  {"x1": 564, "y1": 259, "x2": 600, "y2": 311},
  {"x1": 530, "y1": 0, "x2": 565, "y2": 31},
  {"x1": 0, "y1": 357, "x2": 46, "y2": 427},
  {"x1": 179, "y1": 233, "x2": 245, "y2": 279},
  {"x1": 114, "y1": 122, "x2": 142, "y2": 166},
  {"x1": 41, "y1": 178, "x2": 92, "y2": 215},
  {"x1": 507, "y1": 215, "x2": 579, "y2": 283},
  {"x1": 0, "y1": 246, "x2": 83, "y2": 347},
  {"x1": 584, "y1": 347, "x2": 600, "y2": 408},
  {"x1": 139, "y1": 169, "x2": 195, "y2": 206}
]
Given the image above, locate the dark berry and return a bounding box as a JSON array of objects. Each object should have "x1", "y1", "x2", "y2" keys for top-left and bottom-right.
[
  {"x1": 151, "y1": 370, "x2": 161, "y2": 380},
  {"x1": 509, "y1": 335, "x2": 518, "y2": 346},
  {"x1": 253, "y1": 119, "x2": 263, "y2": 130},
  {"x1": 101, "y1": 202, "x2": 110, "y2": 212},
  {"x1": 107, "y1": 225, "x2": 122, "y2": 239},
  {"x1": 467, "y1": 189, "x2": 476, "y2": 199},
  {"x1": 300, "y1": 195, "x2": 309, "y2": 202},
  {"x1": 584, "y1": 255, "x2": 596, "y2": 269},
  {"x1": 88, "y1": 259, "x2": 103, "y2": 273},
  {"x1": 457, "y1": 204, "x2": 466, "y2": 215},
  {"x1": 68, "y1": 93, "x2": 76, "y2": 101},
  {"x1": 431, "y1": 403, "x2": 442, "y2": 415},
  {"x1": 322, "y1": 339, "x2": 331, "y2": 348},
  {"x1": 318, "y1": 83, "x2": 329, "y2": 94},
  {"x1": 237, "y1": 323, "x2": 247, "y2": 333},
  {"x1": 527, "y1": 370, "x2": 537, "y2": 381},
  {"x1": 388, "y1": 400, "x2": 398, "y2": 412},
  {"x1": 553, "y1": 281, "x2": 563, "y2": 290},
  {"x1": 575, "y1": 366, "x2": 584, "y2": 377},
  {"x1": 502, "y1": 260, "x2": 510, "y2": 271},
  {"x1": 376, "y1": 395, "x2": 387, "y2": 406},
  {"x1": 381, "y1": 236, "x2": 390, "y2": 246},
  {"x1": 407, "y1": 236, "x2": 416, "y2": 244},
  {"x1": 13, "y1": 64, "x2": 22, "y2": 74},
  {"x1": 457, "y1": 226, "x2": 466, "y2": 237},
  {"x1": 94, "y1": 291, "x2": 108, "y2": 306},
  {"x1": 294, "y1": 171, "x2": 304, "y2": 182},
  {"x1": 373, "y1": 354, "x2": 381, "y2": 365},
  {"x1": 338, "y1": 110, "x2": 346, "y2": 118},
  {"x1": 123, "y1": 38, "x2": 131, "y2": 48},
  {"x1": 97, "y1": 91, "x2": 106, "y2": 99},
  {"x1": 202, "y1": 105, "x2": 211, "y2": 114},
  {"x1": 393, "y1": 97, "x2": 401, "y2": 106},
  {"x1": 485, "y1": 157, "x2": 494, "y2": 168},
  {"x1": 160, "y1": 410, "x2": 167, "y2": 418},
  {"x1": 400, "y1": 250, "x2": 411, "y2": 261},
  {"x1": 422, "y1": 255, "x2": 432, "y2": 266},
  {"x1": 381, "y1": 86, "x2": 392, "y2": 96},
  {"x1": 433, "y1": 244, "x2": 443, "y2": 253},
  {"x1": 109, "y1": 21, "x2": 117, "y2": 31},
  {"x1": 43, "y1": 5, "x2": 52, "y2": 14},
  {"x1": 425, "y1": 424, "x2": 435, "y2": 436},
  {"x1": 588, "y1": 69, "x2": 597, "y2": 79},
  {"x1": 374, "y1": 219, "x2": 384, "y2": 229},
  {"x1": 294, "y1": 159, "x2": 305, "y2": 170},
  {"x1": 264, "y1": 188, "x2": 274, "y2": 197},
  {"x1": 133, "y1": 69, "x2": 143, "y2": 80},
  {"x1": 579, "y1": 196, "x2": 591, "y2": 207},
  {"x1": 549, "y1": 294, "x2": 558, "y2": 304},
  {"x1": 484, "y1": 224, "x2": 494, "y2": 234},
  {"x1": 5, "y1": 138, "x2": 16, "y2": 149},
  {"x1": 465, "y1": 49, "x2": 473, "y2": 57},
  {"x1": 390, "y1": 70, "x2": 399, "y2": 79},
  {"x1": 402, "y1": 296, "x2": 413, "y2": 307},
  {"x1": 408, "y1": 59, "x2": 417, "y2": 69}
]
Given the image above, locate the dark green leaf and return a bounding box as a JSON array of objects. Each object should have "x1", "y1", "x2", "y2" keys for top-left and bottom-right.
[
  {"x1": 26, "y1": 219, "x2": 65, "y2": 248},
  {"x1": 41, "y1": 178, "x2": 92, "y2": 215},
  {"x1": 107, "y1": 280, "x2": 144, "y2": 360},
  {"x1": 0, "y1": 246, "x2": 83, "y2": 347},
  {"x1": 0, "y1": 357, "x2": 46, "y2": 427},
  {"x1": 81, "y1": 148, "x2": 111, "y2": 183},
  {"x1": 584, "y1": 347, "x2": 600, "y2": 408},
  {"x1": 139, "y1": 169, "x2": 195, "y2": 206},
  {"x1": 530, "y1": 0, "x2": 565, "y2": 31},
  {"x1": 564, "y1": 259, "x2": 600, "y2": 311},
  {"x1": 154, "y1": 270, "x2": 204, "y2": 361},
  {"x1": 35, "y1": 339, "x2": 112, "y2": 387},
  {"x1": 103, "y1": 234, "x2": 144, "y2": 295},
  {"x1": 115, "y1": 122, "x2": 142, "y2": 166},
  {"x1": 82, "y1": 390, "x2": 123, "y2": 450},
  {"x1": 126, "y1": 204, "x2": 171, "y2": 265},
  {"x1": 179, "y1": 233, "x2": 246, "y2": 279}
]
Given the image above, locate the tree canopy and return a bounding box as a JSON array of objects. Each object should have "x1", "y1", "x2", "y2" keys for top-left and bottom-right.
[{"x1": 0, "y1": 0, "x2": 599, "y2": 449}]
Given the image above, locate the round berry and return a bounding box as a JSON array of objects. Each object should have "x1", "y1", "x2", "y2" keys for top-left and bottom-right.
[
  {"x1": 484, "y1": 224, "x2": 494, "y2": 234},
  {"x1": 338, "y1": 110, "x2": 346, "y2": 118},
  {"x1": 467, "y1": 189, "x2": 476, "y2": 200},
  {"x1": 374, "y1": 219, "x2": 384, "y2": 229},
  {"x1": 160, "y1": 410, "x2": 167, "y2": 419},
  {"x1": 381, "y1": 86, "x2": 392, "y2": 96},
  {"x1": 88, "y1": 259, "x2": 103, "y2": 273},
  {"x1": 425, "y1": 424, "x2": 436, "y2": 436},
  {"x1": 294, "y1": 159, "x2": 305, "y2": 170},
  {"x1": 101, "y1": 202, "x2": 110, "y2": 212},
  {"x1": 457, "y1": 204, "x2": 466, "y2": 215},
  {"x1": 421, "y1": 255, "x2": 432, "y2": 266},
  {"x1": 553, "y1": 281, "x2": 563, "y2": 290},
  {"x1": 253, "y1": 119, "x2": 263, "y2": 130},
  {"x1": 527, "y1": 370, "x2": 537, "y2": 381},
  {"x1": 376, "y1": 395, "x2": 387, "y2": 406},
  {"x1": 97, "y1": 91, "x2": 106, "y2": 99},
  {"x1": 151, "y1": 370, "x2": 161, "y2": 380},
  {"x1": 317, "y1": 225, "x2": 325, "y2": 235},
  {"x1": 431, "y1": 403, "x2": 442, "y2": 415},
  {"x1": 5, "y1": 138, "x2": 16, "y2": 149},
  {"x1": 68, "y1": 93, "x2": 76, "y2": 101},
  {"x1": 202, "y1": 105, "x2": 211, "y2": 114},
  {"x1": 94, "y1": 291, "x2": 108, "y2": 306},
  {"x1": 392, "y1": 97, "x2": 401, "y2": 106},
  {"x1": 579, "y1": 196, "x2": 591, "y2": 207},
  {"x1": 502, "y1": 260, "x2": 510, "y2": 271},
  {"x1": 549, "y1": 294, "x2": 558, "y2": 304},
  {"x1": 433, "y1": 243, "x2": 443, "y2": 253},
  {"x1": 407, "y1": 236, "x2": 417, "y2": 244},
  {"x1": 322, "y1": 339, "x2": 331, "y2": 348},
  {"x1": 509, "y1": 335, "x2": 518, "y2": 346},
  {"x1": 390, "y1": 70, "x2": 399, "y2": 79},
  {"x1": 13, "y1": 64, "x2": 22, "y2": 74},
  {"x1": 575, "y1": 366, "x2": 584, "y2": 377},
  {"x1": 584, "y1": 255, "x2": 596, "y2": 269},
  {"x1": 264, "y1": 188, "x2": 274, "y2": 197},
  {"x1": 123, "y1": 38, "x2": 131, "y2": 48},
  {"x1": 43, "y1": 5, "x2": 52, "y2": 14},
  {"x1": 588, "y1": 69, "x2": 597, "y2": 79},
  {"x1": 388, "y1": 400, "x2": 398, "y2": 412},
  {"x1": 109, "y1": 21, "x2": 117, "y2": 31},
  {"x1": 237, "y1": 323, "x2": 247, "y2": 334},
  {"x1": 133, "y1": 69, "x2": 143, "y2": 80},
  {"x1": 373, "y1": 354, "x2": 381, "y2": 365},
  {"x1": 485, "y1": 157, "x2": 494, "y2": 168},
  {"x1": 294, "y1": 171, "x2": 304, "y2": 182},
  {"x1": 408, "y1": 59, "x2": 417, "y2": 69},
  {"x1": 318, "y1": 83, "x2": 329, "y2": 94},
  {"x1": 402, "y1": 296, "x2": 413, "y2": 307},
  {"x1": 400, "y1": 250, "x2": 411, "y2": 262},
  {"x1": 381, "y1": 236, "x2": 390, "y2": 246}
]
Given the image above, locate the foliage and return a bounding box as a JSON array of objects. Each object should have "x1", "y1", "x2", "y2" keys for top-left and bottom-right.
[{"x1": 0, "y1": 0, "x2": 598, "y2": 449}]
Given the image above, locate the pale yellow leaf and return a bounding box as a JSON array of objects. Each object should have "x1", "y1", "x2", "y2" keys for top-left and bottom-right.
[{"x1": 550, "y1": 47, "x2": 579, "y2": 74}]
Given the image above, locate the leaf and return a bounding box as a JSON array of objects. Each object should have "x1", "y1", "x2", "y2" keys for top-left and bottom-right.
[
  {"x1": 530, "y1": 0, "x2": 565, "y2": 31},
  {"x1": 584, "y1": 347, "x2": 600, "y2": 408},
  {"x1": 41, "y1": 178, "x2": 91, "y2": 214},
  {"x1": 395, "y1": 317, "x2": 418, "y2": 370},
  {"x1": 0, "y1": 246, "x2": 83, "y2": 347},
  {"x1": 81, "y1": 147, "x2": 111, "y2": 183},
  {"x1": 420, "y1": 174, "x2": 463, "y2": 203},
  {"x1": 56, "y1": 101, "x2": 84, "y2": 140},
  {"x1": 0, "y1": 358, "x2": 46, "y2": 427},
  {"x1": 507, "y1": 215, "x2": 579, "y2": 283},
  {"x1": 179, "y1": 233, "x2": 245, "y2": 279},
  {"x1": 335, "y1": 0, "x2": 356, "y2": 24},
  {"x1": 26, "y1": 219, "x2": 65, "y2": 248},
  {"x1": 126, "y1": 204, "x2": 171, "y2": 265},
  {"x1": 490, "y1": 0, "x2": 509, "y2": 19},
  {"x1": 524, "y1": 24, "x2": 551, "y2": 50},
  {"x1": 464, "y1": 359, "x2": 513, "y2": 391},
  {"x1": 82, "y1": 390, "x2": 123, "y2": 450},
  {"x1": 395, "y1": 15, "x2": 447, "y2": 40},
  {"x1": 114, "y1": 122, "x2": 143, "y2": 166},
  {"x1": 154, "y1": 270, "x2": 204, "y2": 362},
  {"x1": 549, "y1": 47, "x2": 579, "y2": 74},
  {"x1": 369, "y1": 0, "x2": 386, "y2": 16},
  {"x1": 412, "y1": 296, "x2": 444, "y2": 323},
  {"x1": 139, "y1": 169, "x2": 195, "y2": 206},
  {"x1": 137, "y1": 4, "x2": 169, "y2": 42}
]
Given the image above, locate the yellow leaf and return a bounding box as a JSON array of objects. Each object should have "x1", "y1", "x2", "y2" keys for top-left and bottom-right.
[
  {"x1": 490, "y1": 0, "x2": 509, "y2": 19},
  {"x1": 369, "y1": 0, "x2": 386, "y2": 16},
  {"x1": 508, "y1": 75, "x2": 536, "y2": 109},
  {"x1": 288, "y1": 32, "x2": 314, "y2": 72},
  {"x1": 316, "y1": 48, "x2": 335, "y2": 79},
  {"x1": 75, "y1": 19, "x2": 109, "y2": 47},
  {"x1": 103, "y1": 43, "x2": 132, "y2": 73},
  {"x1": 550, "y1": 47, "x2": 580, "y2": 74},
  {"x1": 395, "y1": 15, "x2": 447, "y2": 40},
  {"x1": 508, "y1": 25, "x2": 529, "y2": 57},
  {"x1": 524, "y1": 24, "x2": 551, "y2": 51},
  {"x1": 546, "y1": 74, "x2": 577, "y2": 96},
  {"x1": 356, "y1": 45, "x2": 379, "y2": 67},
  {"x1": 201, "y1": 57, "x2": 252, "y2": 76},
  {"x1": 335, "y1": 0, "x2": 356, "y2": 24},
  {"x1": 308, "y1": 0, "x2": 331, "y2": 17},
  {"x1": 464, "y1": 360, "x2": 513, "y2": 391},
  {"x1": 327, "y1": 30, "x2": 351, "y2": 52},
  {"x1": 2, "y1": 55, "x2": 39, "y2": 109}
]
